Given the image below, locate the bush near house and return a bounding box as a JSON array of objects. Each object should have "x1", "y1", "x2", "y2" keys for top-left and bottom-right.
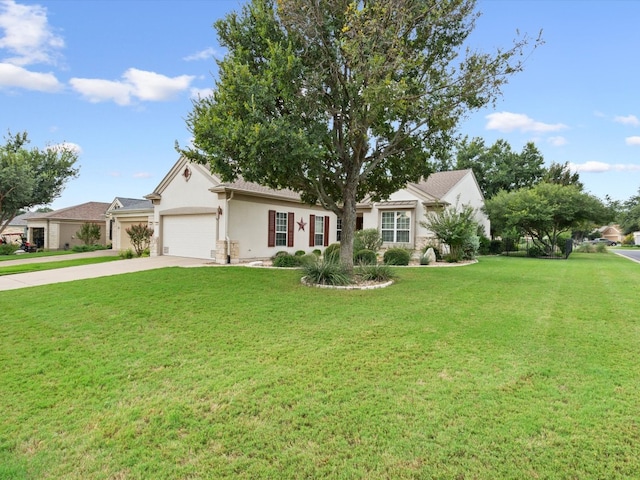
[
  {"x1": 76, "y1": 222, "x2": 101, "y2": 245},
  {"x1": 383, "y1": 248, "x2": 411, "y2": 265},
  {"x1": 125, "y1": 224, "x2": 154, "y2": 257}
]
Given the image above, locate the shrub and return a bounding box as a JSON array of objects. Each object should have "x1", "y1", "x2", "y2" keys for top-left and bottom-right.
[
  {"x1": 354, "y1": 249, "x2": 377, "y2": 265},
  {"x1": 119, "y1": 249, "x2": 135, "y2": 259},
  {"x1": 76, "y1": 222, "x2": 102, "y2": 245},
  {"x1": 294, "y1": 250, "x2": 306, "y2": 256},
  {"x1": 323, "y1": 243, "x2": 341, "y2": 262},
  {"x1": 595, "y1": 242, "x2": 607, "y2": 253},
  {"x1": 527, "y1": 245, "x2": 544, "y2": 258},
  {"x1": 478, "y1": 235, "x2": 491, "y2": 255},
  {"x1": 355, "y1": 263, "x2": 394, "y2": 282},
  {"x1": 489, "y1": 239, "x2": 504, "y2": 255},
  {"x1": 273, "y1": 253, "x2": 303, "y2": 267},
  {"x1": 272, "y1": 251, "x2": 290, "y2": 259},
  {"x1": 71, "y1": 244, "x2": 108, "y2": 253},
  {"x1": 312, "y1": 249, "x2": 322, "y2": 257},
  {"x1": 383, "y1": 248, "x2": 411, "y2": 265},
  {"x1": 623, "y1": 233, "x2": 635, "y2": 246},
  {"x1": 462, "y1": 234, "x2": 480, "y2": 260},
  {"x1": 125, "y1": 223, "x2": 154, "y2": 257},
  {"x1": 0, "y1": 243, "x2": 18, "y2": 255},
  {"x1": 353, "y1": 228, "x2": 382, "y2": 252},
  {"x1": 303, "y1": 259, "x2": 351, "y2": 285}
]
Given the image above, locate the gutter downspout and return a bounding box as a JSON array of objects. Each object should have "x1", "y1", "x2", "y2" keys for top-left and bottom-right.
[{"x1": 225, "y1": 191, "x2": 234, "y2": 264}]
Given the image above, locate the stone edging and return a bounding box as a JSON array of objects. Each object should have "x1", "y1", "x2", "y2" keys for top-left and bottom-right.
[{"x1": 301, "y1": 276, "x2": 394, "y2": 290}]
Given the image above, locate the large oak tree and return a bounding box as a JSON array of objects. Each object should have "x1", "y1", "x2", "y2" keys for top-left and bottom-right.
[
  {"x1": 182, "y1": 0, "x2": 539, "y2": 269},
  {"x1": 0, "y1": 132, "x2": 79, "y2": 235}
]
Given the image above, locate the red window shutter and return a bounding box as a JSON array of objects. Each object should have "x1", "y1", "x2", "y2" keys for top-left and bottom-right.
[
  {"x1": 309, "y1": 214, "x2": 315, "y2": 247},
  {"x1": 324, "y1": 216, "x2": 330, "y2": 246},
  {"x1": 268, "y1": 210, "x2": 275, "y2": 247},
  {"x1": 287, "y1": 212, "x2": 294, "y2": 247}
]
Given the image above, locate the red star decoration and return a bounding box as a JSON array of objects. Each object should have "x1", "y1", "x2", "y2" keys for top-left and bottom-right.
[{"x1": 297, "y1": 217, "x2": 307, "y2": 231}]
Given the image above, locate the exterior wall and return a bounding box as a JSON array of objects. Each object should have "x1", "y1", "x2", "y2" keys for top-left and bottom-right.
[
  {"x1": 441, "y1": 173, "x2": 491, "y2": 236},
  {"x1": 27, "y1": 219, "x2": 49, "y2": 249},
  {"x1": 112, "y1": 216, "x2": 153, "y2": 251},
  {"x1": 227, "y1": 193, "x2": 337, "y2": 260},
  {"x1": 59, "y1": 221, "x2": 107, "y2": 249},
  {"x1": 634, "y1": 232, "x2": 640, "y2": 246},
  {"x1": 151, "y1": 164, "x2": 221, "y2": 258}
]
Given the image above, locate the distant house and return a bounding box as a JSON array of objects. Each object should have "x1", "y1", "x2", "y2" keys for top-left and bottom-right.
[
  {"x1": 26, "y1": 202, "x2": 110, "y2": 250},
  {"x1": 106, "y1": 197, "x2": 154, "y2": 252},
  {"x1": 144, "y1": 156, "x2": 488, "y2": 262},
  {"x1": 597, "y1": 224, "x2": 624, "y2": 244},
  {"x1": 1, "y1": 212, "x2": 36, "y2": 243}
]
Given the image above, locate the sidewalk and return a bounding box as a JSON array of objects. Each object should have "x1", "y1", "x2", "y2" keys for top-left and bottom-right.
[{"x1": 0, "y1": 251, "x2": 210, "y2": 291}]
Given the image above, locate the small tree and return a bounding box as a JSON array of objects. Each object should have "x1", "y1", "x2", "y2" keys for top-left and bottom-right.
[
  {"x1": 354, "y1": 228, "x2": 383, "y2": 253},
  {"x1": 76, "y1": 222, "x2": 102, "y2": 245},
  {"x1": 421, "y1": 202, "x2": 479, "y2": 262},
  {"x1": 126, "y1": 223, "x2": 154, "y2": 257}
]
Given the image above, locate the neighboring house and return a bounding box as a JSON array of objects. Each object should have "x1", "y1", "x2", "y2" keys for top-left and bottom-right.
[
  {"x1": 146, "y1": 157, "x2": 488, "y2": 262},
  {"x1": 634, "y1": 232, "x2": 640, "y2": 246},
  {"x1": 597, "y1": 224, "x2": 624, "y2": 244},
  {"x1": 26, "y1": 202, "x2": 110, "y2": 250},
  {"x1": 106, "y1": 197, "x2": 154, "y2": 252},
  {"x1": 1, "y1": 212, "x2": 35, "y2": 243}
]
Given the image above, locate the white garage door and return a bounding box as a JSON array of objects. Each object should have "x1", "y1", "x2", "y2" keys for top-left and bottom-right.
[{"x1": 162, "y1": 214, "x2": 216, "y2": 259}]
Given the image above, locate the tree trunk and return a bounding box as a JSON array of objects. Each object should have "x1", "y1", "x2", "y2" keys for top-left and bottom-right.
[{"x1": 339, "y1": 184, "x2": 357, "y2": 273}]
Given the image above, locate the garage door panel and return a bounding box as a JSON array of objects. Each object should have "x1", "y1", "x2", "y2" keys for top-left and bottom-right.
[{"x1": 162, "y1": 214, "x2": 216, "y2": 259}]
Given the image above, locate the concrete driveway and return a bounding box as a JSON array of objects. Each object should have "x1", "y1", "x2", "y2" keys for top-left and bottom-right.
[{"x1": 0, "y1": 250, "x2": 210, "y2": 291}]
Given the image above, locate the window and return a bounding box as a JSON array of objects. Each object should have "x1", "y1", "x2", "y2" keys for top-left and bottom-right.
[
  {"x1": 268, "y1": 210, "x2": 294, "y2": 247},
  {"x1": 314, "y1": 215, "x2": 325, "y2": 246},
  {"x1": 309, "y1": 214, "x2": 330, "y2": 247},
  {"x1": 336, "y1": 217, "x2": 342, "y2": 242},
  {"x1": 381, "y1": 211, "x2": 410, "y2": 243},
  {"x1": 275, "y1": 212, "x2": 287, "y2": 246}
]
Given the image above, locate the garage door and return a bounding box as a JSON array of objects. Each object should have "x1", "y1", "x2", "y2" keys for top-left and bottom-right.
[{"x1": 162, "y1": 214, "x2": 216, "y2": 259}]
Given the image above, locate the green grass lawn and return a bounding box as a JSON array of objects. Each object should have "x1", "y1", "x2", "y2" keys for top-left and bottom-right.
[
  {"x1": 0, "y1": 250, "x2": 79, "y2": 262},
  {"x1": 0, "y1": 256, "x2": 122, "y2": 276},
  {"x1": 1, "y1": 253, "x2": 639, "y2": 479}
]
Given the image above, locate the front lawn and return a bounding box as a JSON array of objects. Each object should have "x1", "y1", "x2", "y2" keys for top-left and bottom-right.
[
  {"x1": 0, "y1": 256, "x2": 122, "y2": 276},
  {"x1": 1, "y1": 254, "x2": 639, "y2": 479}
]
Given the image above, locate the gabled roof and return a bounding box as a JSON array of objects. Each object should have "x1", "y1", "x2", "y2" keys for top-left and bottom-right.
[
  {"x1": 108, "y1": 197, "x2": 153, "y2": 212},
  {"x1": 408, "y1": 169, "x2": 474, "y2": 201},
  {"x1": 8, "y1": 212, "x2": 37, "y2": 226},
  {"x1": 28, "y1": 202, "x2": 110, "y2": 222}
]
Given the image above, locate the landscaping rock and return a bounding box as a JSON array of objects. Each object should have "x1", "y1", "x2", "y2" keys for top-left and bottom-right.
[{"x1": 424, "y1": 247, "x2": 437, "y2": 264}]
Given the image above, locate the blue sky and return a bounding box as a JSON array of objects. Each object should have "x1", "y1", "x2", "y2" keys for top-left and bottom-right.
[{"x1": 1, "y1": 0, "x2": 639, "y2": 210}]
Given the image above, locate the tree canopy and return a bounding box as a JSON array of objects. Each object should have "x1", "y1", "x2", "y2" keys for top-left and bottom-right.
[
  {"x1": 0, "y1": 132, "x2": 79, "y2": 234},
  {"x1": 182, "y1": 0, "x2": 540, "y2": 269},
  {"x1": 451, "y1": 136, "x2": 546, "y2": 198},
  {"x1": 484, "y1": 182, "x2": 608, "y2": 253}
]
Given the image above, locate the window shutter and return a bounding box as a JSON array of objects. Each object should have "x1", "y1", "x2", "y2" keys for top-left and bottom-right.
[
  {"x1": 309, "y1": 214, "x2": 315, "y2": 247},
  {"x1": 268, "y1": 210, "x2": 275, "y2": 247},
  {"x1": 324, "y1": 216, "x2": 330, "y2": 246},
  {"x1": 287, "y1": 212, "x2": 294, "y2": 247}
]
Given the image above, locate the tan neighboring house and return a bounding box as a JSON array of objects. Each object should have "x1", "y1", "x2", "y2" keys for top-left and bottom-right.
[
  {"x1": 1, "y1": 212, "x2": 35, "y2": 244},
  {"x1": 106, "y1": 197, "x2": 154, "y2": 252},
  {"x1": 26, "y1": 202, "x2": 110, "y2": 250},
  {"x1": 145, "y1": 156, "x2": 489, "y2": 262},
  {"x1": 597, "y1": 224, "x2": 624, "y2": 244}
]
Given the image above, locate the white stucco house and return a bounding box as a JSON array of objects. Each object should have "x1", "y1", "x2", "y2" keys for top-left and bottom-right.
[
  {"x1": 144, "y1": 156, "x2": 489, "y2": 262},
  {"x1": 105, "y1": 197, "x2": 154, "y2": 252}
]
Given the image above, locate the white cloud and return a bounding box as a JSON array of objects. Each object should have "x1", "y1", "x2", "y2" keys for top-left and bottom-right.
[
  {"x1": 190, "y1": 87, "x2": 213, "y2": 99},
  {"x1": 183, "y1": 47, "x2": 222, "y2": 62},
  {"x1": 133, "y1": 172, "x2": 152, "y2": 179},
  {"x1": 625, "y1": 136, "x2": 640, "y2": 146},
  {"x1": 0, "y1": 61, "x2": 61, "y2": 91},
  {"x1": 548, "y1": 136, "x2": 567, "y2": 147},
  {"x1": 46, "y1": 141, "x2": 82, "y2": 154},
  {"x1": 108, "y1": 171, "x2": 122, "y2": 177},
  {"x1": 569, "y1": 161, "x2": 640, "y2": 173},
  {"x1": 0, "y1": 0, "x2": 64, "y2": 66},
  {"x1": 485, "y1": 112, "x2": 568, "y2": 133},
  {"x1": 614, "y1": 115, "x2": 640, "y2": 127},
  {"x1": 70, "y1": 68, "x2": 195, "y2": 105}
]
